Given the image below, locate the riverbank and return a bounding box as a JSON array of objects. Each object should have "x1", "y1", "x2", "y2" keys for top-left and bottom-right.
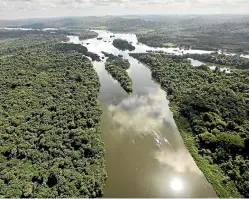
[
  {"x1": 172, "y1": 110, "x2": 241, "y2": 198},
  {"x1": 104, "y1": 52, "x2": 133, "y2": 93},
  {"x1": 70, "y1": 30, "x2": 219, "y2": 197},
  {"x1": 129, "y1": 56, "x2": 238, "y2": 197},
  {"x1": 130, "y1": 53, "x2": 247, "y2": 198}
]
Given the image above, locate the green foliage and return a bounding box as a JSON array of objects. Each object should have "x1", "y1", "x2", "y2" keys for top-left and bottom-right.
[
  {"x1": 107, "y1": 18, "x2": 155, "y2": 33},
  {"x1": 55, "y1": 43, "x2": 101, "y2": 62},
  {"x1": 135, "y1": 17, "x2": 249, "y2": 53},
  {"x1": 0, "y1": 43, "x2": 106, "y2": 197},
  {"x1": 131, "y1": 53, "x2": 249, "y2": 197},
  {"x1": 198, "y1": 132, "x2": 218, "y2": 149},
  {"x1": 184, "y1": 52, "x2": 249, "y2": 70},
  {"x1": 55, "y1": 43, "x2": 88, "y2": 53},
  {"x1": 175, "y1": 116, "x2": 241, "y2": 198},
  {"x1": 0, "y1": 34, "x2": 68, "y2": 56},
  {"x1": 104, "y1": 53, "x2": 133, "y2": 93},
  {"x1": 2, "y1": 15, "x2": 249, "y2": 53},
  {"x1": 0, "y1": 28, "x2": 97, "y2": 57},
  {"x1": 112, "y1": 39, "x2": 135, "y2": 51},
  {"x1": 217, "y1": 133, "x2": 245, "y2": 152},
  {"x1": 20, "y1": 23, "x2": 45, "y2": 29},
  {"x1": 163, "y1": 42, "x2": 176, "y2": 47}
]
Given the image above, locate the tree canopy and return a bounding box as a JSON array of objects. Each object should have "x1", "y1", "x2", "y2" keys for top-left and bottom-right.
[
  {"x1": 183, "y1": 52, "x2": 249, "y2": 70},
  {"x1": 112, "y1": 39, "x2": 135, "y2": 51},
  {"x1": 130, "y1": 53, "x2": 249, "y2": 198},
  {"x1": 0, "y1": 37, "x2": 106, "y2": 197},
  {"x1": 104, "y1": 52, "x2": 133, "y2": 93}
]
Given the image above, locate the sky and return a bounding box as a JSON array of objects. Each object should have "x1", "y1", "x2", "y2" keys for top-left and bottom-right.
[{"x1": 0, "y1": 0, "x2": 249, "y2": 19}]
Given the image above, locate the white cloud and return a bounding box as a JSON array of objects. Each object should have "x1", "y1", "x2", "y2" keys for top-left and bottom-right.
[{"x1": 0, "y1": 0, "x2": 249, "y2": 19}]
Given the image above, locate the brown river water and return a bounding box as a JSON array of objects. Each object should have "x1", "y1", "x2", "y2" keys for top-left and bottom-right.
[{"x1": 68, "y1": 30, "x2": 217, "y2": 198}]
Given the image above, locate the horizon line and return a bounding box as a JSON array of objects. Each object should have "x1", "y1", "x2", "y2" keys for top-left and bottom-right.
[{"x1": 1, "y1": 13, "x2": 249, "y2": 21}]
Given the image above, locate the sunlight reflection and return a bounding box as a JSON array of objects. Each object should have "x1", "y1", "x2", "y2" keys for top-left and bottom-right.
[{"x1": 170, "y1": 177, "x2": 184, "y2": 192}]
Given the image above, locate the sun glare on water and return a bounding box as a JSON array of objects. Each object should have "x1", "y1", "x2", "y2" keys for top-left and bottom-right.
[{"x1": 170, "y1": 177, "x2": 184, "y2": 192}]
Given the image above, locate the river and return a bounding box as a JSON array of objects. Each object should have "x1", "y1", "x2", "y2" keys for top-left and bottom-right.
[{"x1": 69, "y1": 30, "x2": 217, "y2": 198}]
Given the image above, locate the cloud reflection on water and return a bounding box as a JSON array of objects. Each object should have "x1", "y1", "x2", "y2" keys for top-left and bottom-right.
[
  {"x1": 106, "y1": 85, "x2": 204, "y2": 179},
  {"x1": 108, "y1": 88, "x2": 175, "y2": 137},
  {"x1": 68, "y1": 30, "x2": 217, "y2": 197},
  {"x1": 154, "y1": 148, "x2": 203, "y2": 175}
]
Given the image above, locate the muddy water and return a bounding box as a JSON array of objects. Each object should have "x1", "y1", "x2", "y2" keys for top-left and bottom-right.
[
  {"x1": 69, "y1": 30, "x2": 217, "y2": 198},
  {"x1": 187, "y1": 58, "x2": 231, "y2": 73}
]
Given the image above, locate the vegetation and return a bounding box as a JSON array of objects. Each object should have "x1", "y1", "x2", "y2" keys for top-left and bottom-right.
[
  {"x1": 91, "y1": 26, "x2": 107, "y2": 30},
  {"x1": 130, "y1": 53, "x2": 249, "y2": 198},
  {"x1": 163, "y1": 42, "x2": 176, "y2": 48},
  {"x1": 104, "y1": 52, "x2": 133, "y2": 93},
  {"x1": 0, "y1": 29, "x2": 74, "y2": 40},
  {"x1": 0, "y1": 32, "x2": 100, "y2": 61},
  {"x1": 75, "y1": 31, "x2": 98, "y2": 40},
  {"x1": 0, "y1": 29, "x2": 49, "y2": 39},
  {"x1": 106, "y1": 18, "x2": 157, "y2": 33},
  {"x1": 2, "y1": 15, "x2": 249, "y2": 53},
  {"x1": 20, "y1": 23, "x2": 45, "y2": 29},
  {"x1": 133, "y1": 15, "x2": 249, "y2": 53},
  {"x1": 182, "y1": 53, "x2": 249, "y2": 70},
  {"x1": 0, "y1": 28, "x2": 99, "y2": 57},
  {"x1": 0, "y1": 35, "x2": 106, "y2": 197},
  {"x1": 2, "y1": 15, "x2": 249, "y2": 197},
  {"x1": 55, "y1": 43, "x2": 101, "y2": 61},
  {"x1": 0, "y1": 35, "x2": 66, "y2": 56},
  {"x1": 112, "y1": 39, "x2": 135, "y2": 51},
  {"x1": 0, "y1": 30, "x2": 75, "y2": 59},
  {"x1": 136, "y1": 24, "x2": 249, "y2": 53}
]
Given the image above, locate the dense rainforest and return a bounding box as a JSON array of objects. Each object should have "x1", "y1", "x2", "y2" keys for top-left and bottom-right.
[
  {"x1": 0, "y1": 33, "x2": 68, "y2": 56},
  {"x1": 0, "y1": 33, "x2": 106, "y2": 197},
  {"x1": 2, "y1": 15, "x2": 249, "y2": 197},
  {"x1": 2, "y1": 15, "x2": 249, "y2": 53},
  {"x1": 182, "y1": 53, "x2": 249, "y2": 70},
  {"x1": 112, "y1": 39, "x2": 135, "y2": 51},
  {"x1": 130, "y1": 53, "x2": 249, "y2": 198},
  {"x1": 55, "y1": 43, "x2": 101, "y2": 62},
  {"x1": 103, "y1": 52, "x2": 133, "y2": 93},
  {"x1": 135, "y1": 18, "x2": 249, "y2": 54}
]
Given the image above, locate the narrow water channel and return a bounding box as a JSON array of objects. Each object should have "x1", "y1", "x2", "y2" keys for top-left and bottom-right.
[{"x1": 70, "y1": 30, "x2": 217, "y2": 197}]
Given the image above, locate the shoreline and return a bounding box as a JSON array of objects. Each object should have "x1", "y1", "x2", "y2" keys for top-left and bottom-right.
[
  {"x1": 130, "y1": 54, "x2": 242, "y2": 198},
  {"x1": 171, "y1": 108, "x2": 241, "y2": 198}
]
